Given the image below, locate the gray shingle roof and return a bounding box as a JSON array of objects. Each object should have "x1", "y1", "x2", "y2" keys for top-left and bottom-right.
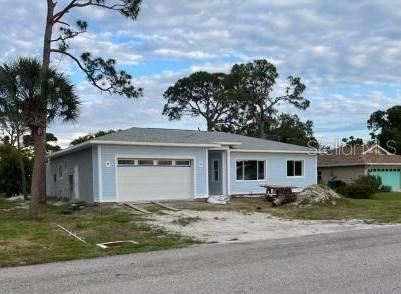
[
  {"x1": 318, "y1": 145, "x2": 401, "y2": 166},
  {"x1": 92, "y1": 127, "x2": 315, "y2": 152}
]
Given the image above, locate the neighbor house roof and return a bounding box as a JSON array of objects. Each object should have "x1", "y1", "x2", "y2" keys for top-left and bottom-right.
[
  {"x1": 49, "y1": 127, "x2": 317, "y2": 159},
  {"x1": 318, "y1": 144, "x2": 401, "y2": 167}
]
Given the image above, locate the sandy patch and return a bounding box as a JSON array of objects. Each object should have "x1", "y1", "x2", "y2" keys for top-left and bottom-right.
[{"x1": 148, "y1": 210, "x2": 396, "y2": 243}]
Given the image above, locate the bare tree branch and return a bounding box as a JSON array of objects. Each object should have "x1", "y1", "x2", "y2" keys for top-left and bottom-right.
[
  {"x1": 50, "y1": 31, "x2": 81, "y2": 42},
  {"x1": 50, "y1": 48, "x2": 111, "y2": 93},
  {"x1": 53, "y1": 0, "x2": 78, "y2": 22},
  {"x1": 53, "y1": 0, "x2": 127, "y2": 23},
  {"x1": 54, "y1": 20, "x2": 70, "y2": 26}
]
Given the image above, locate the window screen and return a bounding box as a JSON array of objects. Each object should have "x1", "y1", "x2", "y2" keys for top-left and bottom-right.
[
  {"x1": 287, "y1": 160, "x2": 303, "y2": 177},
  {"x1": 236, "y1": 160, "x2": 265, "y2": 180}
]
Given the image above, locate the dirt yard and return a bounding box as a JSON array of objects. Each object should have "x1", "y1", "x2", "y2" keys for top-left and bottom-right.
[{"x1": 148, "y1": 210, "x2": 396, "y2": 243}]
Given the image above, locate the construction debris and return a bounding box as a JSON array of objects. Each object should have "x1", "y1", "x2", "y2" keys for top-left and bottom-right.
[
  {"x1": 207, "y1": 195, "x2": 231, "y2": 205},
  {"x1": 124, "y1": 203, "x2": 151, "y2": 214},
  {"x1": 96, "y1": 240, "x2": 138, "y2": 249},
  {"x1": 151, "y1": 201, "x2": 180, "y2": 211},
  {"x1": 56, "y1": 224, "x2": 87, "y2": 244},
  {"x1": 296, "y1": 185, "x2": 341, "y2": 206},
  {"x1": 5, "y1": 195, "x2": 24, "y2": 201}
]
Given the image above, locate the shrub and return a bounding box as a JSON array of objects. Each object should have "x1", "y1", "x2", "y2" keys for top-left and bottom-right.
[
  {"x1": 380, "y1": 185, "x2": 392, "y2": 192},
  {"x1": 336, "y1": 184, "x2": 374, "y2": 199},
  {"x1": 355, "y1": 175, "x2": 382, "y2": 192},
  {"x1": 327, "y1": 179, "x2": 346, "y2": 189},
  {"x1": 0, "y1": 145, "x2": 32, "y2": 197}
]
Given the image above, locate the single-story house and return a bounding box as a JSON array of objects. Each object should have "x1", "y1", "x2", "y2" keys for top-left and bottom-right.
[
  {"x1": 46, "y1": 127, "x2": 317, "y2": 203},
  {"x1": 318, "y1": 144, "x2": 401, "y2": 190}
]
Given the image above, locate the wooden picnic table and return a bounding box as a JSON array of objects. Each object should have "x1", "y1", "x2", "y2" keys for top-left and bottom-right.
[{"x1": 260, "y1": 184, "x2": 299, "y2": 206}]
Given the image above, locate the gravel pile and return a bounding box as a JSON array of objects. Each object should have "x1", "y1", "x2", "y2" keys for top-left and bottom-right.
[{"x1": 296, "y1": 185, "x2": 341, "y2": 206}]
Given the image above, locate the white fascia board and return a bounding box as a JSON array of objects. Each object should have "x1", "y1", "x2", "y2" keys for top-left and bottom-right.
[
  {"x1": 48, "y1": 140, "x2": 221, "y2": 159},
  {"x1": 48, "y1": 142, "x2": 92, "y2": 159},
  {"x1": 368, "y1": 163, "x2": 401, "y2": 166},
  {"x1": 318, "y1": 163, "x2": 366, "y2": 167},
  {"x1": 212, "y1": 141, "x2": 242, "y2": 146},
  {"x1": 91, "y1": 140, "x2": 221, "y2": 148},
  {"x1": 231, "y1": 149, "x2": 318, "y2": 154},
  {"x1": 319, "y1": 163, "x2": 401, "y2": 168}
]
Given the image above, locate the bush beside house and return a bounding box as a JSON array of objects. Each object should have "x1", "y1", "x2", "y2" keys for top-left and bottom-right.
[
  {"x1": 0, "y1": 144, "x2": 32, "y2": 197},
  {"x1": 335, "y1": 175, "x2": 384, "y2": 199}
]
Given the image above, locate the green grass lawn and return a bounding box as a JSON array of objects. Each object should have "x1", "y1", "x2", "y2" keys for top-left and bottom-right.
[
  {"x1": 369, "y1": 192, "x2": 401, "y2": 201},
  {"x1": 0, "y1": 198, "x2": 198, "y2": 268},
  {"x1": 2, "y1": 191, "x2": 401, "y2": 268},
  {"x1": 173, "y1": 192, "x2": 401, "y2": 224}
]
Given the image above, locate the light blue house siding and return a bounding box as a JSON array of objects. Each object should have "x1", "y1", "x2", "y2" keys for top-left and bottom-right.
[
  {"x1": 46, "y1": 147, "x2": 94, "y2": 202},
  {"x1": 49, "y1": 144, "x2": 317, "y2": 202},
  {"x1": 97, "y1": 145, "x2": 208, "y2": 202},
  {"x1": 229, "y1": 152, "x2": 317, "y2": 194}
]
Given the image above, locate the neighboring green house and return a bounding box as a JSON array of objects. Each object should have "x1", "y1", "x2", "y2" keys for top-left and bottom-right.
[{"x1": 318, "y1": 144, "x2": 401, "y2": 191}]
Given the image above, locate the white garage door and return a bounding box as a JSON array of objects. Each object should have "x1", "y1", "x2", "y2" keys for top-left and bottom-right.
[{"x1": 116, "y1": 158, "x2": 194, "y2": 201}]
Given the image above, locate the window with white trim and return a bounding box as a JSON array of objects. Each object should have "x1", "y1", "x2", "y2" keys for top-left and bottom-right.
[
  {"x1": 137, "y1": 159, "x2": 154, "y2": 166},
  {"x1": 118, "y1": 159, "x2": 136, "y2": 166},
  {"x1": 213, "y1": 160, "x2": 219, "y2": 182},
  {"x1": 175, "y1": 160, "x2": 191, "y2": 167},
  {"x1": 157, "y1": 160, "x2": 173, "y2": 166},
  {"x1": 287, "y1": 160, "x2": 303, "y2": 177},
  {"x1": 236, "y1": 160, "x2": 265, "y2": 181}
]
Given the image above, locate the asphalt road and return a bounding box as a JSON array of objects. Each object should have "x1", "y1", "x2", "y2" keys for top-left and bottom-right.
[{"x1": 2, "y1": 226, "x2": 401, "y2": 294}]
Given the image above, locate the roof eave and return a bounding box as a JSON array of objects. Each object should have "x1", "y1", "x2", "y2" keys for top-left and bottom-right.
[
  {"x1": 48, "y1": 141, "x2": 93, "y2": 159},
  {"x1": 48, "y1": 140, "x2": 223, "y2": 159},
  {"x1": 318, "y1": 162, "x2": 401, "y2": 167},
  {"x1": 92, "y1": 140, "x2": 221, "y2": 148},
  {"x1": 231, "y1": 149, "x2": 319, "y2": 154}
]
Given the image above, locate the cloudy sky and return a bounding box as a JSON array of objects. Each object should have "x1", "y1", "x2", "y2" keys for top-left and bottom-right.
[{"x1": 2, "y1": 0, "x2": 401, "y2": 147}]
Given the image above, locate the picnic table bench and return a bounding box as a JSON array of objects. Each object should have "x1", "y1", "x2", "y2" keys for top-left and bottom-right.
[{"x1": 260, "y1": 184, "x2": 298, "y2": 206}]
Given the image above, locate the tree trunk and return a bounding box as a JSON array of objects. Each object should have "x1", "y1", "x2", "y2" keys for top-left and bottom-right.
[
  {"x1": 16, "y1": 135, "x2": 27, "y2": 200},
  {"x1": 29, "y1": 128, "x2": 46, "y2": 217},
  {"x1": 29, "y1": 1, "x2": 54, "y2": 217},
  {"x1": 258, "y1": 105, "x2": 265, "y2": 139},
  {"x1": 207, "y1": 120, "x2": 214, "y2": 131}
]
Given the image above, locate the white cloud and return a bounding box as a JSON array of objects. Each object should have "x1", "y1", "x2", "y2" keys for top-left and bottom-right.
[
  {"x1": 153, "y1": 49, "x2": 217, "y2": 59},
  {"x1": 3, "y1": 0, "x2": 401, "y2": 146}
]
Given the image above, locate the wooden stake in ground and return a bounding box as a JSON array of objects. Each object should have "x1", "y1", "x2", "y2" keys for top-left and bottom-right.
[
  {"x1": 125, "y1": 203, "x2": 151, "y2": 214},
  {"x1": 56, "y1": 224, "x2": 87, "y2": 244},
  {"x1": 151, "y1": 201, "x2": 181, "y2": 211}
]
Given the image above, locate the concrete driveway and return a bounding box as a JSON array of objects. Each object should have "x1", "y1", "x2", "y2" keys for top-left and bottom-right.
[{"x1": 2, "y1": 226, "x2": 401, "y2": 294}]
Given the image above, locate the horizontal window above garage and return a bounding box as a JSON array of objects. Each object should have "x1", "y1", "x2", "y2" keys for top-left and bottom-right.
[{"x1": 117, "y1": 158, "x2": 191, "y2": 167}]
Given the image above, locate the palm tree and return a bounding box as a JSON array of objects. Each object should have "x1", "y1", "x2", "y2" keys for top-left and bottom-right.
[{"x1": 0, "y1": 58, "x2": 80, "y2": 217}]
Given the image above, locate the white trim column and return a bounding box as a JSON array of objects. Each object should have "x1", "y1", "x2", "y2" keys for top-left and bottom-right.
[
  {"x1": 205, "y1": 149, "x2": 209, "y2": 197},
  {"x1": 227, "y1": 149, "x2": 231, "y2": 195},
  {"x1": 222, "y1": 151, "x2": 227, "y2": 195}
]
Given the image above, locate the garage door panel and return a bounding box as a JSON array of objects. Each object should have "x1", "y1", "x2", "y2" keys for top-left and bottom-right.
[
  {"x1": 117, "y1": 165, "x2": 194, "y2": 201},
  {"x1": 369, "y1": 168, "x2": 401, "y2": 190}
]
